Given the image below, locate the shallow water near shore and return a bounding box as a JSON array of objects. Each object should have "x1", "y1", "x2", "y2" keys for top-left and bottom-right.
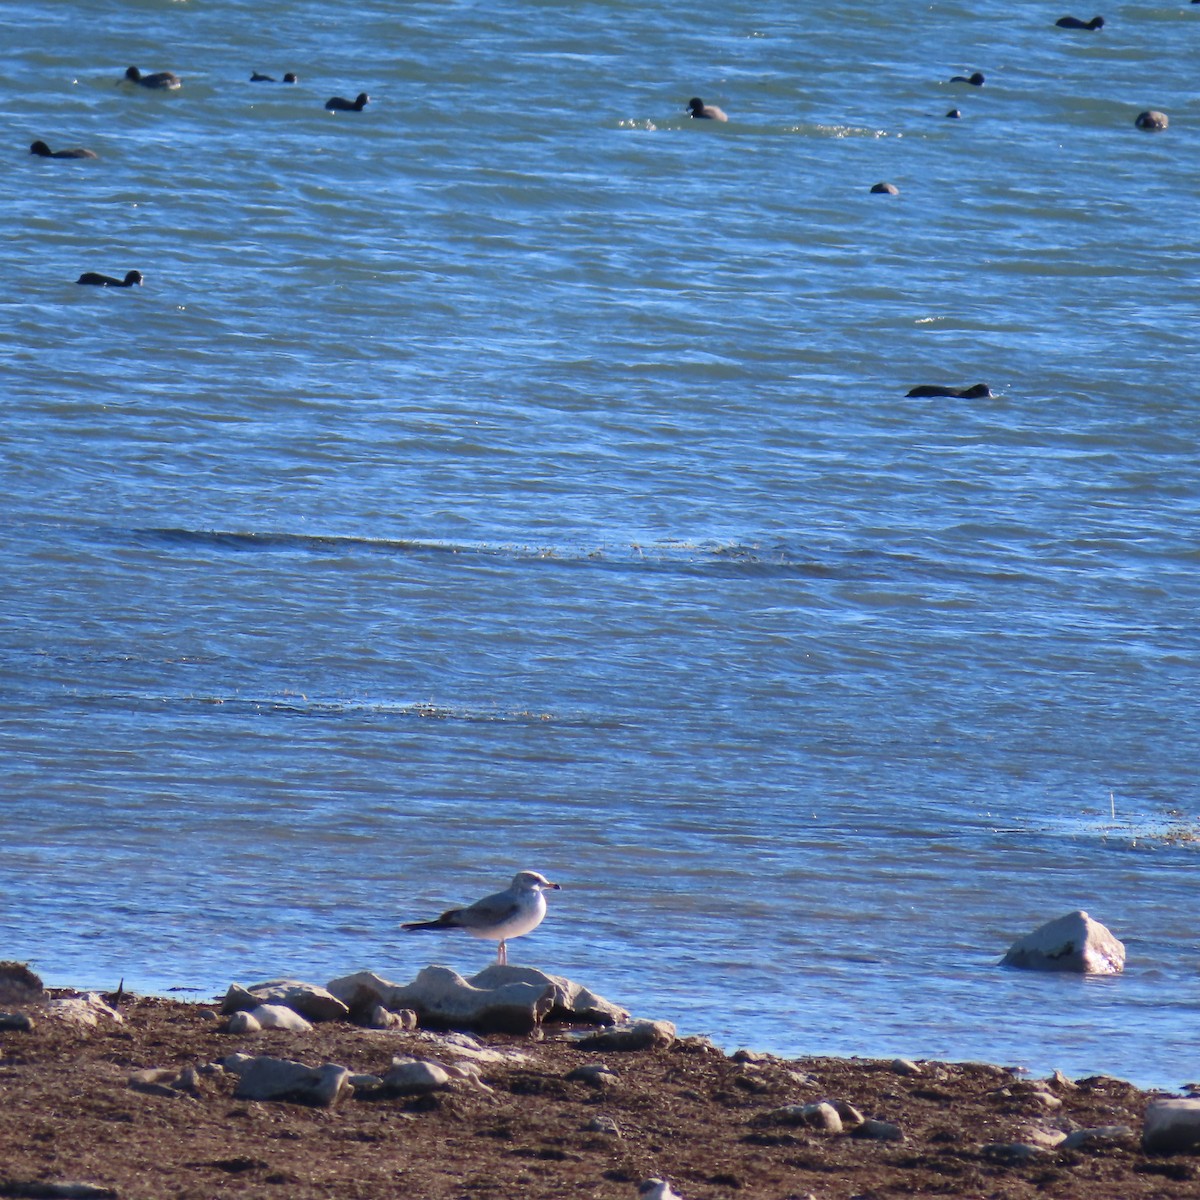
[{"x1": 4, "y1": 0, "x2": 1200, "y2": 1090}]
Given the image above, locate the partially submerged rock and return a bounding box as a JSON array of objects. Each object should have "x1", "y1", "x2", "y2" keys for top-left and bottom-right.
[
  {"x1": 326, "y1": 964, "x2": 627, "y2": 1034},
  {"x1": 1001, "y1": 910, "x2": 1125, "y2": 974}
]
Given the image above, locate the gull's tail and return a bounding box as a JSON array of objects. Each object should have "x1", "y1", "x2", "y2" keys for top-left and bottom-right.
[{"x1": 401, "y1": 910, "x2": 459, "y2": 932}]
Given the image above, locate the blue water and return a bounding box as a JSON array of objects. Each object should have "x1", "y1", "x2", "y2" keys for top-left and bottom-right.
[{"x1": 4, "y1": 0, "x2": 1200, "y2": 1089}]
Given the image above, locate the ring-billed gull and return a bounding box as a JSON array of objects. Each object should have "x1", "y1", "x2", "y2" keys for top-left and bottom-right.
[{"x1": 401, "y1": 870, "x2": 560, "y2": 965}]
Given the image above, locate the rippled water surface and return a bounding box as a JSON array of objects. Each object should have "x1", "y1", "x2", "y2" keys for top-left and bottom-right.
[{"x1": 4, "y1": 0, "x2": 1200, "y2": 1088}]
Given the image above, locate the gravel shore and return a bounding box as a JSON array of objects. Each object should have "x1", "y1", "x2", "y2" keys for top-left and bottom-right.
[{"x1": 0, "y1": 992, "x2": 1194, "y2": 1200}]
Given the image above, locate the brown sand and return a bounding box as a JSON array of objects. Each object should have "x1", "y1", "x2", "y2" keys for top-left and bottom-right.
[{"x1": 0, "y1": 994, "x2": 1195, "y2": 1199}]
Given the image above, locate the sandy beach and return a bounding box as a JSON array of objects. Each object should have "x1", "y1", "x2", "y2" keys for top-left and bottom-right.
[{"x1": 1, "y1": 986, "x2": 1194, "y2": 1200}]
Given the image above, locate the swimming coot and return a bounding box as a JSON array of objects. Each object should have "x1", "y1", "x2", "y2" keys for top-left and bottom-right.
[
  {"x1": 906, "y1": 383, "x2": 992, "y2": 399},
  {"x1": 686, "y1": 97, "x2": 728, "y2": 122},
  {"x1": 77, "y1": 270, "x2": 143, "y2": 288},
  {"x1": 950, "y1": 71, "x2": 985, "y2": 86},
  {"x1": 870, "y1": 182, "x2": 899, "y2": 195},
  {"x1": 251, "y1": 71, "x2": 298, "y2": 82},
  {"x1": 325, "y1": 92, "x2": 369, "y2": 111},
  {"x1": 31, "y1": 140, "x2": 97, "y2": 159},
  {"x1": 1055, "y1": 15, "x2": 1104, "y2": 28},
  {"x1": 124, "y1": 66, "x2": 181, "y2": 90}
]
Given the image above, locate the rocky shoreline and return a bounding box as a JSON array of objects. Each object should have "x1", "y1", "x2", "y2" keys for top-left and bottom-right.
[{"x1": 2, "y1": 964, "x2": 1199, "y2": 1199}]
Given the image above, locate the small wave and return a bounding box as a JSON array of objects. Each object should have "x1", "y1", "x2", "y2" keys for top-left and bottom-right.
[{"x1": 127, "y1": 524, "x2": 836, "y2": 577}]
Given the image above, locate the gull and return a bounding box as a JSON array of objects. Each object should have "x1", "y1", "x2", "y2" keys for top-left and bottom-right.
[
  {"x1": 638, "y1": 1181, "x2": 685, "y2": 1200},
  {"x1": 401, "y1": 870, "x2": 560, "y2": 965}
]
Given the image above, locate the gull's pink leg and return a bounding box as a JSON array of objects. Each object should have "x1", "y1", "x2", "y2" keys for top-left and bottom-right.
[{"x1": 497, "y1": 940, "x2": 507, "y2": 965}]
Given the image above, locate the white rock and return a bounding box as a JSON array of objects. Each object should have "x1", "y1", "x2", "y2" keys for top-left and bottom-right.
[
  {"x1": 232, "y1": 1055, "x2": 353, "y2": 1106},
  {"x1": 570, "y1": 1019, "x2": 676, "y2": 1052},
  {"x1": 1047, "y1": 1069, "x2": 1079, "y2": 1092},
  {"x1": 368, "y1": 1004, "x2": 397, "y2": 1028},
  {"x1": 801, "y1": 1101, "x2": 843, "y2": 1133},
  {"x1": 128, "y1": 1067, "x2": 183, "y2": 1097},
  {"x1": 45, "y1": 993, "x2": 124, "y2": 1028},
  {"x1": 760, "y1": 1101, "x2": 842, "y2": 1132},
  {"x1": 414, "y1": 1029, "x2": 530, "y2": 1064},
  {"x1": 1022, "y1": 1125, "x2": 1068, "y2": 1147},
  {"x1": 381, "y1": 1056, "x2": 452, "y2": 1096},
  {"x1": 567, "y1": 1063, "x2": 620, "y2": 1089},
  {"x1": 853, "y1": 1118, "x2": 903, "y2": 1141},
  {"x1": 732, "y1": 1048, "x2": 773, "y2": 1063},
  {"x1": 1060, "y1": 1125, "x2": 1135, "y2": 1150},
  {"x1": 227, "y1": 1010, "x2": 262, "y2": 1034},
  {"x1": 890, "y1": 1058, "x2": 922, "y2": 1076},
  {"x1": 471, "y1": 964, "x2": 629, "y2": 1025},
  {"x1": 443, "y1": 1060, "x2": 493, "y2": 1091},
  {"x1": 250, "y1": 1004, "x2": 313, "y2": 1032},
  {"x1": 222, "y1": 979, "x2": 349, "y2": 1022},
  {"x1": 327, "y1": 966, "x2": 550, "y2": 1032},
  {"x1": 827, "y1": 1099, "x2": 865, "y2": 1127},
  {"x1": 326, "y1": 964, "x2": 627, "y2": 1033},
  {"x1": 1143, "y1": 1097, "x2": 1200, "y2": 1153},
  {"x1": 1001, "y1": 911, "x2": 1125, "y2": 974}
]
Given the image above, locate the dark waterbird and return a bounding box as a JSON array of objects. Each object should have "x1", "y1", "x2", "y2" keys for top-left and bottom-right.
[
  {"x1": 251, "y1": 71, "x2": 298, "y2": 82},
  {"x1": 30, "y1": 140, "x2": 97, "y2": 159},
  {"x1": 325, "y1": 92, "x2": 369, "y2": 111},
  {"x1": 906, "y1": 383, "x2": 992, "y2": 399},
  {"x1": 949, "y1": 71, "x2": 985, "y2": 86},
  {"x1": 77, "y1": 270, "x2": 143, "y2": 288},
  {"x1": 1056, "y1": 15, "x2": 1104, "y2": 29},
  {"x1": 686, "y1": 96, "x2": 728, "y2": 121},
  {"x1": 124, "y1": 65, "x2": 181, "y2": 90}
]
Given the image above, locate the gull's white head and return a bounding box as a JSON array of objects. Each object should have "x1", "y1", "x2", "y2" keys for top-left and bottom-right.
[{"x1": 512, "y1": 870, "x2": 561, "y2": 892}]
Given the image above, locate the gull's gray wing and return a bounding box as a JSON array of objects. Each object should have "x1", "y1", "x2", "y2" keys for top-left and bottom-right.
[{"x1": 456, "y1": 888, "x2": 522, "y2": 929}]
